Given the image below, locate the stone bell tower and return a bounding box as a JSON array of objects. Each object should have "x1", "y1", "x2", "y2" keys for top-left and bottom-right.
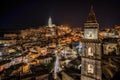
[{"x1": 81, "y1": 6, "x2": 102, "y2": 80}]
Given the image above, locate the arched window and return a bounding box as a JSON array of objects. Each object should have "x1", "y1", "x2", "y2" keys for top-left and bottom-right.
[{"x1": 88, "y1": 47, "x2": 93, "y2": 56}]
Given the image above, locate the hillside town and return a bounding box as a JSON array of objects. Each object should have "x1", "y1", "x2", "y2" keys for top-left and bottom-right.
[{"x1": 0, "y1": 8, "x2": 120, "y2": 80}]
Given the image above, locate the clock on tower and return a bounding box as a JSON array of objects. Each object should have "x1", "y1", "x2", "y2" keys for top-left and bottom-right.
[{"x1": 84, "y1": 27, "x2": 98, "y2": 39}]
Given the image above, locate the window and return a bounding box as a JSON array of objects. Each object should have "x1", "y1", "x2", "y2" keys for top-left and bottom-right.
[
  {"x1": 88, "y1": 47, "x2": 93, "y2": 56},
  {"x1": 87, "y1": 64, "x2": 94, "y2": 74}
]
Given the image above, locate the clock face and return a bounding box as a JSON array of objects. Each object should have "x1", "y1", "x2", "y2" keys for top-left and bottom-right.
[
  {"x1": 87, "y1": 32, "x2": 93, "y2": 39},
  {"x1": 84, "y1": 29, "x2": 98, "y2": 39}
]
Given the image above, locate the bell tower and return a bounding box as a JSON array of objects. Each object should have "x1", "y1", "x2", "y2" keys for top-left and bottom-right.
[{"x1": 81, "y1": 6, "x2": 102, "y2": 80}]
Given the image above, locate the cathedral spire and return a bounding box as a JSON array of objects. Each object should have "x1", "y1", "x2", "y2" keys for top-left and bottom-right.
[{"x1": 86, "y1": 5, "x2": 97, "y2": 23}]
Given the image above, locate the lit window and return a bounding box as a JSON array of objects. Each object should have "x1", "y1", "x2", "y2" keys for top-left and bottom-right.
[
  {"x1": 88, "y1": 47, "x2": 93, "y2": 56},
  {"x1": 87, "y1": 64, "x2": 94, "y2": 74}
]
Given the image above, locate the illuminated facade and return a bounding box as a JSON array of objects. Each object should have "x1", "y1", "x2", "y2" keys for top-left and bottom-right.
[{"x1": 81, "y1": 6, "x2": 102, "y2": 80}]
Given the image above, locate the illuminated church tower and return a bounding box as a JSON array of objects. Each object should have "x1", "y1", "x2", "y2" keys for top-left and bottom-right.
[
  {"x1": 81, "y1": 6, "x2": 102, "y2": 80},
  {"x1": 48, "y1": 16, "x2": 53, "y2": 27},
  {"x1": 47, "y1": 16, "x2": 56, "y2": 36}
]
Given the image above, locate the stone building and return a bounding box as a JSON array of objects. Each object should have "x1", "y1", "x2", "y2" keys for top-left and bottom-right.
[
  {"x1": 103, "y1": 38, "x2": 120, "y2": 55},
  {"x1": 81, "y1": 6, "x2": 102, "y2": 80}
]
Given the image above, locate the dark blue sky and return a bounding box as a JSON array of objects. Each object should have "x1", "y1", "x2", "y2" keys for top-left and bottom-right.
[{"x1": 0, "y1": 0, "x2": 120, "y2": 34}]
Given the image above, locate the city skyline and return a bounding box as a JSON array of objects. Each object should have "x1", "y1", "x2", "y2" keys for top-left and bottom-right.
[
  {"x1": 0, "y1": 2, "x2": 120, "y2": 79},
  {"x1": 0, "y1": 0, "x2": 120, "y2": 34}
]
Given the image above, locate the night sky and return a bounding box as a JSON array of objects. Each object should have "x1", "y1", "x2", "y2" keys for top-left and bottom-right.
[{"x1": 0, "y1": 0, "x2": 120, "y2": 35}]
